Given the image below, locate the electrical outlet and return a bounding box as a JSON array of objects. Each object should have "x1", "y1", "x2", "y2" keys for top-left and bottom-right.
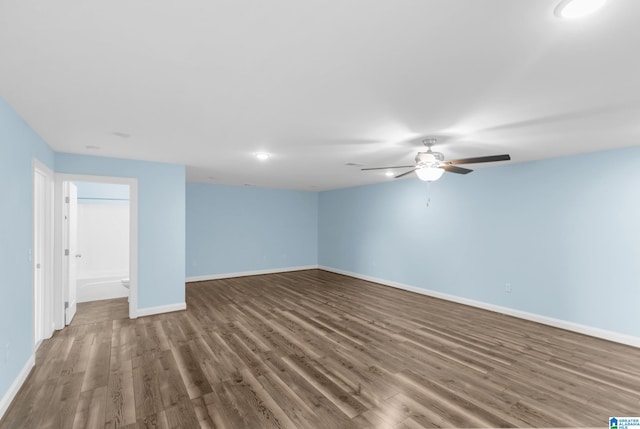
[{"x1": 505, "y1": 283, "x2": 512, "y2": 293}]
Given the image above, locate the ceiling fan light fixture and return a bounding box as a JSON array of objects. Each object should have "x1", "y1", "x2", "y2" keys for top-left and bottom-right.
[
  {"x1": 254, "y1": 151, "x2": 271, "y2": 161},
  {"x1": 555, "y1": 0, "x2": 607, "y2": 19},
  {"x1": 415, "y1": 166, "x2": 444, "y2": 182}
]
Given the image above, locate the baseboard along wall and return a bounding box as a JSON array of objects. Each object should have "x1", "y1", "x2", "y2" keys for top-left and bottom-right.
[
  {"x1": 186, "y1": 265, "x2": 319, "y2": 283},
  {"x1": 0, "y1": 353, "x2": 35, "y2": 420},
  {"x1": 134, "y1": 302, "x2": 187, "y2": 318},
  {"x1": 318, "y1": 265, "x2": 640, "y2": 349},
  {"x1": 5, "y1": 265, "x2": 636, "y2": 421},
  {"x1": 186, "y1": 264, "x2": 640, "y2": 348}
]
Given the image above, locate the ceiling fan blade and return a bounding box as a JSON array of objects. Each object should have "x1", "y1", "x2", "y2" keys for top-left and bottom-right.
[
  {"x1": 442, "y1": 165, "x2": 473, "y2": 174},
  {"x1": 394, "y1": 169, "x2": 417, "y2": 179},
  {"x1": 361, "y1": 165, "x2": 415, "y2": 171},
  {"x1": 448, "y1": 154, "x2": 511, "y2": 165}
]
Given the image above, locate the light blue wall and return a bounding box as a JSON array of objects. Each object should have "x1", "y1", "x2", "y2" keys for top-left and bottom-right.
[
  {"x1": 0, "y1": 98, "x2": 55, "y2": 400},
  {"x1": 319, "y1": 146, "x2": 640, "y2": 337},
  {"x1": 186, "y1": 184, "x2": 318, "y2": 277},
  {"x1": 56, "y1": 154, "x2": 186, "y2": 309},
  {"x1": 76, "y1": 181, "x2": 130, "y2": 205}
]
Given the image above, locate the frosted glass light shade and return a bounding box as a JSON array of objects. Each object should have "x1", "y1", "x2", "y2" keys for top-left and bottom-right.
[
  {"x1": 555, "y1": 0, "x2": 606, "y2": 19},
  {"x1": 254, "y1": 152, "x2": 271, "y2": 160},
  {"x1": 415, "y1": 166, "x2": 444, "y2": 181}
]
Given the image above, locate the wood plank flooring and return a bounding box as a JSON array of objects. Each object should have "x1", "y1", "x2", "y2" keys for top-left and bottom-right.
[
  {"x1": 69, "y1": 298, "x2": 130, "y2": 327},
  {"x1": 2, "y1": 269, "x2": 639, "y2": 428}
]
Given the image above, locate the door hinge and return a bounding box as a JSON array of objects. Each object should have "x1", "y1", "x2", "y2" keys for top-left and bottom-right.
[
  {"x1": 65, "y1": 196, "x2": 70, "y2": 203},
  {"x1": 64, "y1": 249, "x2": 69, "y2": 256},
  {"x1": 64, "y1": 301, "x2": 69, "y2": 309}
]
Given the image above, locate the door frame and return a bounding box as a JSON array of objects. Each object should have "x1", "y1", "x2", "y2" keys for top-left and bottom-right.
[
  {"x1": 62, "y1": 181, "x2": 78, "y2": 325},
  {"x1": 32, "y1": 159, "x2": 55, "y2": 349},
  {"x1": 54, "y1": 173, "x2": 139, "y2": 327}
]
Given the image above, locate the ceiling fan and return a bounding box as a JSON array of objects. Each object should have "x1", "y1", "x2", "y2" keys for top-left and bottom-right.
[{"x1": 362, "y1": 138, "x2": 511, "y2": 181}]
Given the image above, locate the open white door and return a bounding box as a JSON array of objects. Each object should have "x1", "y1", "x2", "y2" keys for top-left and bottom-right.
[{"x1": 63, "y1": 182, "x2": 78, "y2": 325}]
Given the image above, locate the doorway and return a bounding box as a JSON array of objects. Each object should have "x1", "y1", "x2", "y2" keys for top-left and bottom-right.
[
  {"x1": 54, "y1": 174, "x2": 138, "y2": 327},
  {"x1": 74, "y1": 181, "x2": 131, "y2": 305}
]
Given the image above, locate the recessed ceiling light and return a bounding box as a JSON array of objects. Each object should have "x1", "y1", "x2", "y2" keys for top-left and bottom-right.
[
  {"x1": 385, "y1": 171, "x2": 395, "y2": 177},
  {"x1": 85, "y1": 145, "x2": 100, "y2": 150},
  {"x1": 555, "y1": 0, "x2": 607, "y2": 19},
  {"x1": 254, "y1": 152, "x2": 271, "y2": 161}
]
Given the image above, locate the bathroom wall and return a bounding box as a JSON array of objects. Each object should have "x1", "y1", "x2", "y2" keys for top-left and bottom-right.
[{"x1": 75, "y1": 182, "x2": 130, "y2": 302}]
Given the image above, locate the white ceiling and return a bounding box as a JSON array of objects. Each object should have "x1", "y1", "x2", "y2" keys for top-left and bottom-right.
[{"x1": 1, "y1": 0, "x2": 639, "y2": 190}]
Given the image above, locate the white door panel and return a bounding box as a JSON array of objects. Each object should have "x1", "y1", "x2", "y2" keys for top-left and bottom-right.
[
  {"x1": 64, "y1": 182, "x2": 78, "y2": 325},
  {"x1": 34, "y1": 169, "x2": 45, "y2": 343},
  {"x1": 34, "y1": 161, "x2": 55, "y2": 345}
]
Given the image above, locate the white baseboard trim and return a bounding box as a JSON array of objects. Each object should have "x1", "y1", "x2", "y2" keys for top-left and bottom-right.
[
  {"x1": 0, "y1": 353, "x2": 35, "y2": 420},
  {"x1": 135, "y1": 302, "x2": 186, "y2": 318},
  {"x1": 186, "y1": 265, "x2": 319, "y2": 283},
  {"x1": 319, "y1": 266, "x2": 640, "y2": 349}
]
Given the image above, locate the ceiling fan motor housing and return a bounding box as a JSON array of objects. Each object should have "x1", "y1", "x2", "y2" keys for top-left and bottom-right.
[{"x1": 415, "y1": 151, "x2": 444, "y2": 166}]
